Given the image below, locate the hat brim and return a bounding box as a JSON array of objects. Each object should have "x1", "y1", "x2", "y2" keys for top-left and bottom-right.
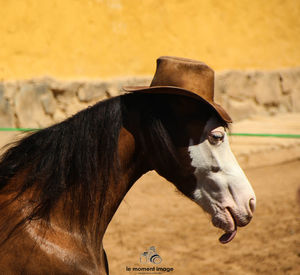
[{"x1": 123, "y1": 86, "x2": 232, "y2": 123}]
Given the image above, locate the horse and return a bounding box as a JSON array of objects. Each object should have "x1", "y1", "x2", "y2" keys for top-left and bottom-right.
[{"x1": 0, "y1": 92, "x2": 256, "y2": 274}]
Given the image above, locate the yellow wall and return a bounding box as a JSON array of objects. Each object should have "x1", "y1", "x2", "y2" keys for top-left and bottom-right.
[{"x1": 0, "y1": 0, "x2": 299, "y2": 80}]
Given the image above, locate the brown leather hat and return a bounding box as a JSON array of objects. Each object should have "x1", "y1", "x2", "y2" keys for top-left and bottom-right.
[{"x1": 123, "y1": 56, "x2": 232, "y2": 123}]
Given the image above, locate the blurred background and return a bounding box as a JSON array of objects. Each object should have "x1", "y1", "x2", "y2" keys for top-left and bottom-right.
[
  {"x1": 0, "y1": 0, "x2": 299, "y2": 274},
  {"x1": 0, "y1": 0, "x2": 299, "y2": 79}
]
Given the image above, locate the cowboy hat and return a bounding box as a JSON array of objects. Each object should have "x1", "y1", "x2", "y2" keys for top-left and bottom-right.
[{"x1": 123, "y1": 56, "x2": 232, "y2": 123}]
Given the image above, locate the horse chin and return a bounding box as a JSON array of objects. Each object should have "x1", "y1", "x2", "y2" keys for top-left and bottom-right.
[{"x1": 211, "y1": 207, "x2": 237, "y2": 244}]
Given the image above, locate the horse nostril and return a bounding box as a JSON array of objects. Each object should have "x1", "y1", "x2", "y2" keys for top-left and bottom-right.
[
  {"x1": 211, "y1": 166, "x2": 220, "y2": 173},
  {"x1": 249, "y1": 198, "x2": 256, "y2": 214}
]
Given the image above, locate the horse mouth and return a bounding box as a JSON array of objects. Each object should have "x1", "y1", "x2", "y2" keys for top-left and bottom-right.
[{"x1": 218, "y1": 207, "x2": 237, "y2": 244}]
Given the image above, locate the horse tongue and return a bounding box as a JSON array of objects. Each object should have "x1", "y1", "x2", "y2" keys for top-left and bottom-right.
[{"x1": 219, "y1": 229, "x2": 237, "y2": 244}]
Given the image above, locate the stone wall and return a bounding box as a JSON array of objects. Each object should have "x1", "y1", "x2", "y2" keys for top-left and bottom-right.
[
  {"x1": 215, "y1": 68, "x2": 300, "y2": 121},
  {"x1": 0, "y1": 68, "x2": 299, "y2": 128}
]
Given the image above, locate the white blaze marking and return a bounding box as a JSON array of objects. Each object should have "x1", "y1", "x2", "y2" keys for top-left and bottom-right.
[{"x1": 188, "y1": 116, "x2": 256, "y2": 228}]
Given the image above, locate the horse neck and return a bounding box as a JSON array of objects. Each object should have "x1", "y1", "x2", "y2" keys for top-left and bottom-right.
[
  {"x1": 98, "y1": 126, "x2": 149, "y2": 235},
  {"x1": 51, "y1": 102, "x2": 149, "y2": 248}
]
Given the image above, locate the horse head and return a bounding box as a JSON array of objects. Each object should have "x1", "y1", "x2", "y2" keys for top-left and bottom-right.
[{"x1": 141, "y1": 94, "x2": 256, "y2": 243}]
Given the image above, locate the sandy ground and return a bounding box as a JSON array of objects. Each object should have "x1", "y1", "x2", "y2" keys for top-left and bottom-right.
[{"x1": 103, "y1": 161, "x2": 300, "y2": 275}]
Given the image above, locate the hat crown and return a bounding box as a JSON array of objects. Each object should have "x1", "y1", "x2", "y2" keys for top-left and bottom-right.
[
  {"x1": 122, "y1": 56, "x2": 232, "y2": 123},
  {"x1": 150, "y1": 56, "x2": 214, "y2": 102}
]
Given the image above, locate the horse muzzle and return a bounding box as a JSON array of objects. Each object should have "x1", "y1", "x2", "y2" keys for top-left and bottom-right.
[{"x1": 212, "y1": 197, "x2": 256, "y2": 244}]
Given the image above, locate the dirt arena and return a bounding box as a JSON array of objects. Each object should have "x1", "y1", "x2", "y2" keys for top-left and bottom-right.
[{"x1": 104, "y1": 160, "x2": 300, "y2": 275}]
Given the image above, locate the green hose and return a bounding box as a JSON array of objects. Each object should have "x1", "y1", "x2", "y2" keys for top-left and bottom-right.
[{"x1": 0, "y1": 128, "x2": 299, "y2": 139}]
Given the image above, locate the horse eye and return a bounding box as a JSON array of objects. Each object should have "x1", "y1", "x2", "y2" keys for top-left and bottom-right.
[{"x1": 208, "y1": 131, "x2": 224, "y2": 145}]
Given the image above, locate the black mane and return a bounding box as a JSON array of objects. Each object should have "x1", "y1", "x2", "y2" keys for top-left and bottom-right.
[{"x1": 0, "y1": 96, "x2": 122, "y2": 238}]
